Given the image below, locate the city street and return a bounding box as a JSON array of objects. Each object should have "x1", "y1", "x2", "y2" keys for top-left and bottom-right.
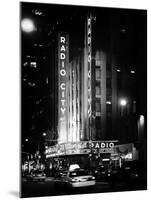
[
  {"x1": 20, "y1": 2, "x2": 147, "y2": 198},
  {"x1": 21, "y1": 177, "x2": 146, "y2": 198}
]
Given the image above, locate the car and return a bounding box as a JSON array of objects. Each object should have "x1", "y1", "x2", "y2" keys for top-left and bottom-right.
[
  {"x1": 122, "y1": 161, "x2": 147, "y2": 185},
  {"x1": 26, "y1": 170, "x2": 46, "y2": 182},
  {"x1": 68, "y1": 164, "x2": 80, "y2": 172},
  {"x1": 93, "y1": 165, "x2": 111, "y2": 181},
  {"x1": 109, "y1": 161, "x2": 147, "y2": 189},
  {"x1": 61, "y1": 169, "x2": 96, "y2": 188}
]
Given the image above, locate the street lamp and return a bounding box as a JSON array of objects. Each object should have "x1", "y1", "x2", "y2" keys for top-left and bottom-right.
[
  {"x1": 21, "y1": 18, "x2": 35, "y2": 33},
  {"x1": 42, "y1": 132, "x2": 47, "y2": 137},
  {"x1": 120, "y1": 99, "x2": 127, "y2": 107},
  {"x1": 119, "y1": 98, "x2": 127, "y2": 116},
  {"x1": 138, "y1": 115, "x2": 145, "y2": 140}
]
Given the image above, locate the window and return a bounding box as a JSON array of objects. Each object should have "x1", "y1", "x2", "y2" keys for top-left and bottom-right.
[
  {"x1": 106, "y1": 96, "x2": 112, "y2": 102},
  {"x1": 96, "y1": 99, "x2": 101, "y2": 112},
  {"x1": 106, "y1": 88, "x2": 112, "y2": 96},
  {"x1": 106, "y1": 64, "x2": 112, "y2": 78},
  {"x1": 106, "y1": 64, "x2": 111, "y2": 72},
  {"x1": 95, "y1": 60, "x2": 101, "y2": 67},
  {"x1": 69, "y1": 170, "x2": 88, "y2": 177},
  {"x1": 95, "y1": 81, "x2": 101, "y2": 96},
  {"x1": 106, "y1": 116, "x2": 112, "y2": 138},
  {"x1": 133, "y1": 100, "x2": 136, "y2": 113},
  {"x1": 106, "y1": 78, "x2": 112, "y2": 88},
  {"x1": 96, "y1": 85, "x2": 101, "y2": 96},
  {"x1": 106, "y1": 103, "x2": 112, "y2": 113},
  {"x1": 95, "y1": 67, "x2": 101, "y2": 80},
  {"x1": 95, "y1": 116, "x2": 101, "y2": 129}
]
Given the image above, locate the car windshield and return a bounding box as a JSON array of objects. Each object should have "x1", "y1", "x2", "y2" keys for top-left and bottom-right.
[
  {"x1": 33, "y1": 171, "x2": 43, "y2": 174},
  {"x1": 69, "y1": 170, "x2": 88, "y2": 177}
]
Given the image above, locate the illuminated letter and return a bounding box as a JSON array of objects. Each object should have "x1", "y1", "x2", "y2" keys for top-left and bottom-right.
[
  {"x1": 101, "y1": 143, "x2": 105, "y2": 148},
  {"x1": 88, "y1": 71, "x2": 91, "y2": 78},
  {"x1": 60, "y1": 83, "x2": 65, "y2": 90},
  {"x1": 61, "y1": 107, "x2": 66, "y2": 114},
  {"x1": 109, "y1": 143, "x2": 114, "y2": 148},
  {"x1": 88, "y1": 109, "x2": 91, "y2": 116},
  {"x1": 88, "y1": 18, "x2": 91, "y2": 26},
  {"x1": 60, "y1": 69, "x2": 66, "y2": 76},
  {"x1": 88, "y1": 27, "x2": 91, "y2": 35},
  {"x1": 61, "y1": 99, "x2": 65, "y2": 106},
  {"x1": 88, "y1": 37, "x2": 91, "y2": 44},
  {"x1": 61, "y1": 45, "x2": 66, "y2": 51},
  {"x1": 95, "y1": 143, "x2": 100, "y2": 148},
  {"x1": 61, "y1": 91, "x2": 65, "y2": 98},
  {"x1": 60, "y1": 53, "x2": 66, "y2": 60},
  {"x1": 89, "y1": 142, "x2": 94, "y2": 148},
  {"x1": 88, "y1": 55, "x2": 91, "y2": 62},
  {"x1": 88, "y1": 46, "x2": 91, "y2": 53},
  {"x1": 61, "y1": 37, "x2": 65, "y2": 43},
  {"x1": 61, "y1": 61, "x2": 65, "y2": 68},
  {"x1": 88, "y1": 98, "x2": 91, "y2": 103}
]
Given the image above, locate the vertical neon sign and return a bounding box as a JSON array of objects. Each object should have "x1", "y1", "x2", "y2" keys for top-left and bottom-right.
[
  {"x1": 58, "y1": 32, "x2": 69, "y2": 143},
  {"x1": 87, "y1": 15, "x2": 92, "y2": 140}
]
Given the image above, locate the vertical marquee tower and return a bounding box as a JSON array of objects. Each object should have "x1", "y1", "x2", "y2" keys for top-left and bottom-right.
[{"x1": 58, "y1": 32, "x2": 69, "y2": 144}]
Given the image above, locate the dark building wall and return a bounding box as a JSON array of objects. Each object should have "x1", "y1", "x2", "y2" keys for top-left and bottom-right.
[{"x1": 68, "y1": 9, "x2": 146, "y2": 148}]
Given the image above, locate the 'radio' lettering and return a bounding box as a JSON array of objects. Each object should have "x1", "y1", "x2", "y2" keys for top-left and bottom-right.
[
  {"x1": 60, "y1": 45, "x2": 66, "y2": 51},
  {"x1": 60, "y1": 69, "x2": 66, "y2": 76},
  {"x1": 61, "y1": 37, "x2": 65, "y2": 43},
  {"x1": 60, "y1": 53, "x2": 66, "y2": 60}
]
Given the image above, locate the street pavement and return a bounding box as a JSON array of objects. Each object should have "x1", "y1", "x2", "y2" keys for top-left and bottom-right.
[{"x1": 21, "y1": 177, "x2": 146, "y2": 198}]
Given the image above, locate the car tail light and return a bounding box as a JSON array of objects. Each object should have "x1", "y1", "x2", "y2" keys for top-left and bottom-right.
[{"x1": 87, "y1": 176, "x2": 95, "y2": 180}]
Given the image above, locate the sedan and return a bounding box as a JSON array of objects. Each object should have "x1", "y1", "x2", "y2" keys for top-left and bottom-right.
[
  {"x1": 62, "y1": 169, "x2": 96, "y2": 188},
  {"x1": 26, "y1": 170, "x2": 46, "y2": 182}
]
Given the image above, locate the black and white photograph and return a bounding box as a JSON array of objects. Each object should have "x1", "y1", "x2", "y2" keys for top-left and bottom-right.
[{"x1": 20, "y1": 1, "x2": 147, "y2": 198}]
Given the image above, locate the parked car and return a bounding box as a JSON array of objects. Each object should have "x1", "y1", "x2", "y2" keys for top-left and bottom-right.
[{"x1": 26, "y1": 170, "x2": 46, "y2": 182}]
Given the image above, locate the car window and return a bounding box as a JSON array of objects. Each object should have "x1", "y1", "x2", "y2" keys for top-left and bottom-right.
[
  {"x1": 33, "y1": 171, "x2": 43, "y2": 174},
  {"x1": 69, "y1": 170, "x2": 88, "y2": 177}
]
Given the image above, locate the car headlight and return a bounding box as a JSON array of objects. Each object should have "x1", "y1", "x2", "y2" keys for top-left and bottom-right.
[
  {"x1": 91, "y1": 176, "x2": 95, "y2": 180},
  {"x1": 71, "y1": 178, "x2": 77, "y2": 182}
]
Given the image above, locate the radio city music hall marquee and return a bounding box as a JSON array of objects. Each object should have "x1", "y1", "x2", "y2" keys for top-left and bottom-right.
[
  {"x1": 87, "y1": 16, "x2": 92, "y2": 118},
  {"x1": 45, "y1": 141, "x2": 118, "y2": 157},
  {"x1": 58, "y1": 33, "x2": 69, "y2": 142}
]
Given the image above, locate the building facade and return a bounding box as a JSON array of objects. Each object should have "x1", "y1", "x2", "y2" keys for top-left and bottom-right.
[{"x1": 46, "y1": 10, "x2": 146, "y2": 165}]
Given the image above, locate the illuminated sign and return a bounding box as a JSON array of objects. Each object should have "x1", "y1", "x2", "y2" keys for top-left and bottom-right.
[
  {"x1": 114, "y1": 143, "x2": 133, "y2": 160},
  {"x1": 45, "y1": 141, "x2": 117, "y2": 157},
  {"x1": 87, "y1": 16, "x2": 92, "y2": 118},
  {"x1": 58, "y1": 33, "x2": 69, "y2": 143},
  {"x1": 59, "y1": 35, "x2": 67, "y2": 116}
]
